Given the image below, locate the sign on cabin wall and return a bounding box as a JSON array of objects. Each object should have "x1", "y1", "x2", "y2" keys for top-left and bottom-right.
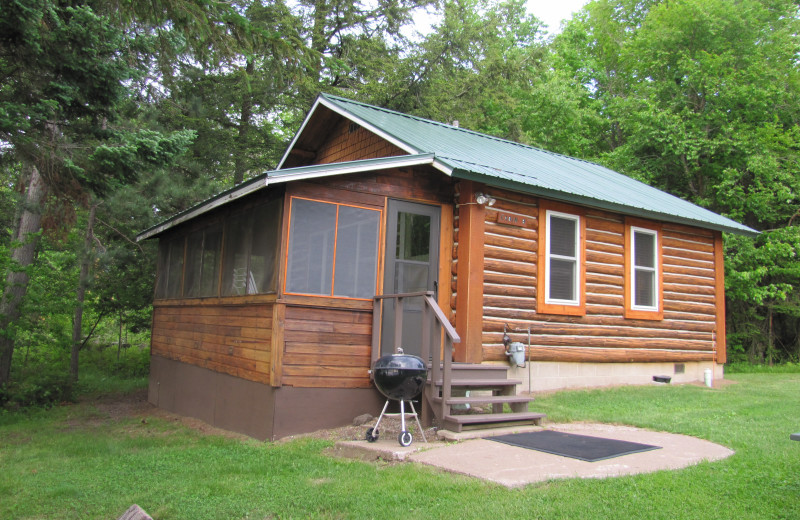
[{"x1": 496, "y1": 211, "x2": 534, "y2": 228}]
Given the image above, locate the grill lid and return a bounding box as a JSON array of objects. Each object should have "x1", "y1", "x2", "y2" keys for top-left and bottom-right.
[{"x1": 371, "y1": 351, "x2": 426, "y2": 401}]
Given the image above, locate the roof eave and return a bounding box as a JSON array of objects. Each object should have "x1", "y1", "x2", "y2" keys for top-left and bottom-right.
[
  {"x1": 136, "y1": 154, "x2": 443, "y2": 241},
  {"x1": 136, "y1": 175, "x2": 269, "y2": 241},
  {"x1": 451, "y1": 169, "x2": 759, "y2": 237}
]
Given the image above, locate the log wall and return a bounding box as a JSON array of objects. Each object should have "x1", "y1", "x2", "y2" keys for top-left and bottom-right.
[
  {"x1": 479, "y1": 187, "x2": 722, "y2": 364},
  {"x1": 151, "y1": 299, "x2": 274, "y2": 384}
]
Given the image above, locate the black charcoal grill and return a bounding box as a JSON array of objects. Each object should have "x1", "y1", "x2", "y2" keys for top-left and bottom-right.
[{"x1": 365, "y1": 348, "x2": 427, "y2": 446}]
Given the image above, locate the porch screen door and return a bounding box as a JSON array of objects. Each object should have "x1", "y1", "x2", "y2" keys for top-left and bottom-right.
[{"x1": 381, "y1": 200, "x2": 441, "y2": 358}]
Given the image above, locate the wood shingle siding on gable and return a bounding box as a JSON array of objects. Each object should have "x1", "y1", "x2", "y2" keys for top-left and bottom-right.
[
  {"x1": 151, "y1": 300, "x2": 274, "y2": 384},
  {"x1": 314, "y1": 119, "x2": 406, "y2": 165},
  {"x1": 478, "y1": 187, "x2": 721, "y2": 364}
]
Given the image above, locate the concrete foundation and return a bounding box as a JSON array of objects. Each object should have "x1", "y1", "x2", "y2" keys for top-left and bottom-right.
[
  {"x1": 149, "y1": 355, "x2": 385, "y2": 440},
  {"x1": 506, "y1": 360, "x2": 724, "y2": 393}
]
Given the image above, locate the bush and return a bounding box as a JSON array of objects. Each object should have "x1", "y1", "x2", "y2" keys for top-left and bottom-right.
[
  {"x1": 81, "y1": 345, "x2": 150, "y2": 378},
  {"x1": 0, "y1": 366, "x2": 74, "y2": 410},
  {"x1": 725, "y1": 361, "x2": 800, "y2": 374}
]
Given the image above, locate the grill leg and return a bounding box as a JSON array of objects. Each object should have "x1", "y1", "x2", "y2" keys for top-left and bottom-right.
[
  {"x1": 408, "y1": 400, "x2": 427, "y2": 443},
  {"x1": 372, "y1": 400, "x2": 390, "y2": 432}
]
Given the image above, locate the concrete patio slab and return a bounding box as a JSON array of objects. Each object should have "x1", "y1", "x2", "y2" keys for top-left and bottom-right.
[{"x1": 332, "y1": 423, "x2": 734, "y2": 488}]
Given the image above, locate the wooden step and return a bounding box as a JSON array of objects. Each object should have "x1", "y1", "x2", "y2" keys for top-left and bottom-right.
[
  {"x1": 429, "y1": 378, "x2": 522, "y2": 389},
  {"x1": 428, "y1": 363, "x2": 510, "y2": 381},
  {"x1": 428, "y1": 363, "x2": 508, "y2": 373},
  {"x1": 430, "y1": 395, "x2": 533, "y2": 406},
  {"x1": 441, "y1": 412, "x2": 546, "y2": 433}
]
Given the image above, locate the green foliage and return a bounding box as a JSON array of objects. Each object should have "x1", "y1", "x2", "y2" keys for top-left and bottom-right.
[
  {"x1": 0, "y1": 363, "x2": 73, "y2": 409},
  {"x1": 80, "y1": 346, "x2": 150, "y2": 380},
  {"x1": 725, "y1": 361, "x2": 800, "y2": 374}
]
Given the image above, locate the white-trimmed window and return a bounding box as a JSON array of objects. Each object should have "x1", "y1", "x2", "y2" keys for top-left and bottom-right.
[
  {"x1": 545, "y1": 210, "x2": 580, "y2": 306},
  {"x1": 624, "y1": 218, "x2": 663, "y2": 320},
  {"x1": 631, "y1": 227, "x2": 658, "y2": 310}
]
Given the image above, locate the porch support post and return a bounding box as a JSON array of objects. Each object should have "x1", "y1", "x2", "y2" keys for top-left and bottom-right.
[
  {"x1": 455, "y1": 181, "x2": 485, "y2": 364},
  {"x1": 270, "y1": 302, "x2": 286, "y2": 387}
]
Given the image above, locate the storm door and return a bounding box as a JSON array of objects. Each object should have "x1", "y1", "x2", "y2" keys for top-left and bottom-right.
[{"x1": 380, "y1": 200, "x2": 441, "y2": 358}]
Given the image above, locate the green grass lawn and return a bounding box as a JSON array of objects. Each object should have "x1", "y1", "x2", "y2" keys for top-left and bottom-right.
[{"x1": 1, "y1": 374, "x2": 798, "y2": 519}]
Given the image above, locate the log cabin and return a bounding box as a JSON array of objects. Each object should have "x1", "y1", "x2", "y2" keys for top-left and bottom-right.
[{"x1": 137, "y1": 94, "x2": 757, "y2": 440}]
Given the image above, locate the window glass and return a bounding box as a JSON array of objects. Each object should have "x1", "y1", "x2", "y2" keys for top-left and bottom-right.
[
  {"x1": 634, "y1": 231, "x2": 655, "y2": 268},
  {"x1": 549, "y1": 258, "x2": 576, "y2": 301},
  {"x1": 635, "y1": 270, "x2": 655, "y2": 307},
  {"x1": 549, "y1": 217, "x2": 576, "y2": 257},
  {"x1": 286, "y1": 199, "x2": 337, "y2": 295},
  {"x1": 396, "y1": 212, "x2": 430, "y2": 261},
  {"x1": 334, "y1": 205, "x2": 380, "y2": 298},
  {"x1": 547, "y1": 213, "x2": 579, "y2": 304},
  {"x1": 632, "y1": 228, "x2": 658, "y2": 309}
]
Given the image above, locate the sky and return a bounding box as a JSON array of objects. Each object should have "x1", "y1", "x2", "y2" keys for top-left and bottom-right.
[{"x1": 526, "y1": 0, "x2": 589, "y2": 33}]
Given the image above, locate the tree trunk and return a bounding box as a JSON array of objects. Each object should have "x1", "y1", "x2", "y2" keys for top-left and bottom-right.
[
  {"x1": 0, "y1": 164, "x2": 48, "y2": 385},
  {"x1": 70, "y1": 203, "x2": 97, "y2": 382}
]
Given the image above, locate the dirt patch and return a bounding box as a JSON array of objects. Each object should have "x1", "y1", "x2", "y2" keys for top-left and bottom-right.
[
  {"x1": 90, "y1": 389, "x2": 152, "y2": 420},
  {"x1": 71, "y1": 390, "x2": 250, "y2": 440},
  {"x1": 277, "y1": 415, "x2": 439, "y2": 444}
]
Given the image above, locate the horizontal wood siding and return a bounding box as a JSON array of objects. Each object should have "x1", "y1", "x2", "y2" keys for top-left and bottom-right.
[
  {"x1": 480, "y1": 188, "x2": 720, "y2": 363},
  {"x1": 281, "y1": 305, "x2": 373, "y2": 388},
  {"x1": 151, "y1": 302, "x2": 273, "y2": 383},
  {"x1": 314, "y1": 119, "x2": 406, "y2": 165}
]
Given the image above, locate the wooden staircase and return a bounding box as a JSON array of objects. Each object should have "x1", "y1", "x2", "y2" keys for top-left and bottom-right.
[
  {"x1": 372, "y1": 292, "x2": 545, "y2": 434},
  {"x1": 427, "y1": 363, "x2": 544, "y2": 432}
]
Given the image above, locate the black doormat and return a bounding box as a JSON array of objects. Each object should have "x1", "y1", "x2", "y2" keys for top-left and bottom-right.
[{"x1": 485, "y1": 430, "x2": 661, "y2": 462}]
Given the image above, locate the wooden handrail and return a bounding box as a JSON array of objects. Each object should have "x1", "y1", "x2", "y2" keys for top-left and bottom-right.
[
  {"x1": 373, "y1": 291, "x2": 433, "y2": 300},
  {"x1": 423, "y1": 294, "x2": 460, "y2": 343}
]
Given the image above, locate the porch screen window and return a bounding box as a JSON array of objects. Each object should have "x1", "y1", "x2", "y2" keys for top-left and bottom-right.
[
  {"x1": 546, "y1": 211, "x2": 580, "y2": 304},
  {"x1": 183, "y1": 225, "x2": 222, "y2": 298},
  {"x1": 220, "y1": 198, "x2": 281, "y2": 296},
  {"x1": 155, "y1": 236, "x2": 185, "y2": 299},
  {"x1": 286, "y1": 197, "x2": 380, "y2": 299}
]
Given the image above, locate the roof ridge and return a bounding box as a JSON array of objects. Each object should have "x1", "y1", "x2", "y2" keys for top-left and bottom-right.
[{"x1": 320, "y1": 93, "x2": 606, "y2": 170}]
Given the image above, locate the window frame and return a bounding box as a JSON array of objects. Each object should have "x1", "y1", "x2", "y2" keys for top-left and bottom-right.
[
  {"x1": 624, "y1": 218, "x2": 663, "y2": 320},
  {"x1": 537, "y1": 201, "x2": 586, "y2": 316},
  {"x1": 283, "y1": 195, "x2": 382, "y2": 301}
]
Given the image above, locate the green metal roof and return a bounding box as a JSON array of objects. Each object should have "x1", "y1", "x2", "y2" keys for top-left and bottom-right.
[
  {"x1": 282, "y1": 93, "x2": 756, "y2": 236},
  {"x1": 140, "y1": 93, "x2": 757, "y2": 240}
]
